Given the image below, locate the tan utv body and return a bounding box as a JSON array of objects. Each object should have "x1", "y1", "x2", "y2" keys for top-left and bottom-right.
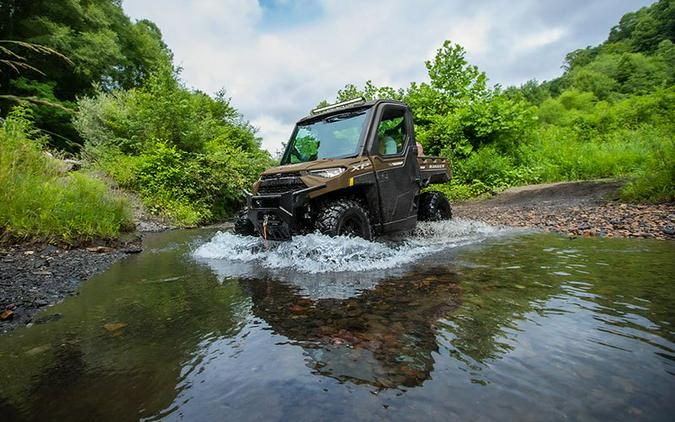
[{"x1": 238, "y1": 98, "x2": 452, "y2": 240}]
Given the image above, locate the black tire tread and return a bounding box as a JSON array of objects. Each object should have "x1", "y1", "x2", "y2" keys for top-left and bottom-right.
[
  {"x1": 315, "y1": 199, "x2": 373, "y2": 240},
  {"x1": 233, "y1": 211, "x2": 256, "y2": 236},
  {"x1": 418, "y1": 191, "x2": 452, "y2": 221}
]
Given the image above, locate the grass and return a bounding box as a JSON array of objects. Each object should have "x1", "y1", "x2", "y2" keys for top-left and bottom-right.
[
  {"x1": 0, "y1": 110, "x2": 133, "y2": 243},
  {"x1": 620, "y1": 132, "x2": 675, "y2": 202},
  {"x1": 438, "y1": 124, "x2": 674, "y2": 203}
]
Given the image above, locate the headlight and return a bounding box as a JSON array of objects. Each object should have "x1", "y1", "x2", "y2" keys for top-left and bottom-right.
[{"x1": 309, "y1": 167, "x2": 346, "y2": 178}]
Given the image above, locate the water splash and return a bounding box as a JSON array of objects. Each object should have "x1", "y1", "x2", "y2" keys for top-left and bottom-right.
[
  {"x1": 193, "y1": 219, "x2": 519, "y2": 299},
  {"x1": 193, "y1": 219, "x2": 513, "y2": 275}
]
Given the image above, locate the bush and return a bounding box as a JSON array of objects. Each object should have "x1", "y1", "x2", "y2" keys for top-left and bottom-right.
[
  {"x1": 620, "y1": 131, "x2": 675, "y2": 202},
  {"x1": 425, "y1": 180, "x2": 492, "y2": 202},
  {"x1": 525, "y1": 126, "x2": 648, "y2": 181},
  {"x1": 75, "y1": 65, "x2": 273, "y2": 226},
  {"x1": 0, "y1": 109, "x2": 133, "y2": 242},
  {"x1": 450, "y1": 147, "x2": 520, "y2": 191},
  {"x1": 434, "y1": 91, "x2": 673, "y2": 200}
]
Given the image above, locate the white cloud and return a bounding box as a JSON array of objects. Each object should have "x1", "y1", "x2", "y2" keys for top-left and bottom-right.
[
  {"x1": 250, "y1": 114, "x2": 292, "y2": 156},
  {"x1": 122, "y1": 0, "x2": 653, "y2": 153},
  {"x1": 515, "y1": 27, "x2": 567, "y2": 51}
]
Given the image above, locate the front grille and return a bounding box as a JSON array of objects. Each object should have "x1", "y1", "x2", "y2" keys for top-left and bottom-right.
[
  {"x1": 261, "y1": 172, "x2": 301, "y2": 180},
  {"x1": 257, "y1": 174, "x2": 306, "y2": 195}
]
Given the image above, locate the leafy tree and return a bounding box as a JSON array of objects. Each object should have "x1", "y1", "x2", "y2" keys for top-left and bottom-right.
[
  {"x1": 608, "y1": 0, "x2": 675, "y2": 53},
  {"x1": 75, "y1": 64, "x2": 273, "y2": 225},
  {"x1": 425, "y1": 41, "x2": 487, "y2": 100},
  {"x1": 0, "y1": 0, "x2": 172, "y2": 149},
  {"x1": 563, "y1": 47, "x2": 599, "y2": 71},
  {"x1": 503, "y1": 79, "x2": 549, "y2": 105}
]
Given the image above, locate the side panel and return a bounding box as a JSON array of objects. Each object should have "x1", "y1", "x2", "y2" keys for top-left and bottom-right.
[{"x1": 367, "y1": 106, "x2": 420, "y2": 233}]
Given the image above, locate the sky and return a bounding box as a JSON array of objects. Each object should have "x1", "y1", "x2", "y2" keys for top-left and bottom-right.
[{"x1": 122, "y1": 0, "x2": 653, "y2": 154}]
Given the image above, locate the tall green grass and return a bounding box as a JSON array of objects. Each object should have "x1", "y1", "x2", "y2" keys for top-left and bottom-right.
[
  {"x1": 620, "y1": 133, "x2": 675, "y2": 202},
  {"x1": 527, "y1": 125, "x2": 674, "y2": 202},
  {"x1": 0, "y1": 109, "x2": 133, "y2": 243},
  {"x1": 525, "y1": 126, "x2": 652, "y2": 181},
  {"x1": 438, "y1": 124, "x2": 674, "y2": 203}
]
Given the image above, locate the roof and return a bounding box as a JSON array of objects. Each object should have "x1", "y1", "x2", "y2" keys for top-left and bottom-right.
[{"x1": 296, "y1": 99, "x2": 408, "y2": 124}]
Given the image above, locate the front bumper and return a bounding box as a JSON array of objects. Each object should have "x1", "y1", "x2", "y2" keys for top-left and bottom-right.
[{"x1": 246, "y1": 184, "x2": 324, "y2": 240}]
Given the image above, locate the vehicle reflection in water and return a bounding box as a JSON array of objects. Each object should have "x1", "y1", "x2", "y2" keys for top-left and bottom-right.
[
  {"x1": 241, "y1": 267, "x2": 461, "y2": 388},
  {"x1": 0, "y1": 228, "x2": 673, "y2": 421}
]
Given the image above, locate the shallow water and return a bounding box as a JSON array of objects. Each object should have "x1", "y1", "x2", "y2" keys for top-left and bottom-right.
[{"x1": 0, "y1": 221, "x2": 674, "y2": 421}]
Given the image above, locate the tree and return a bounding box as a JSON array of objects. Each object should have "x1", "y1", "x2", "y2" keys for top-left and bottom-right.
[
  {"x1": 425, "y1": 40, "x2": 487, "y2": 100},
  {"x1": 0, "y1": 0, "x2": 172, "y2": 150}
]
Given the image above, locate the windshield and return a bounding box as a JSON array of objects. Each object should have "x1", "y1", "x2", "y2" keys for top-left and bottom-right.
[{"x1": 281, "y1": 110, "x2": 368, "y2": 164}]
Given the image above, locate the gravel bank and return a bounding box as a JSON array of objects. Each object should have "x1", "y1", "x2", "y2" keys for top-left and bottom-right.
[
  {"x1": 0, "y1": 240, "x2": 142, "y2": 334},
  {"x1": 454, "y1": 180, "x2": 675, "y2": 240}
]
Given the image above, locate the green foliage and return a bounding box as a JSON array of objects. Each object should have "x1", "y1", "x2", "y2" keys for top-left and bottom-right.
[
  {"x1": 322, "y1": 40, "x2": 535, "y2": 161},
  {"x1": 455, "y1": 146, "x2": 536, "y2": 189},
  {"x1": 447, "y1": 0, "x2": 675, "y2": 202},
  {"x1": 503, "y1": 79, "x2": 549, "y2": 105},
  {"x1": 620, "y1": 130, "x2": 675, "y2": 202},
  {"x1": 425, "y1": 41, "x2": 487, "y2": 100},
  {"x1": 76, "y1": 65, "x2": 273, "y2": 226},
  {"x1": 0, "y1": 108, "x2": 132, "y2": 242},
  {"x1": 0, "y1": 0, "x2": 172, "y2": 149},
  {"x1": 423, "y1": 180, "x2": 491, "y2": 202},
  {"x1": 608, "y1": 0, "x2": 675, "y2": 53},
  {"x1": 526, "y1": 126, "x2": 649, "y2": 181}
]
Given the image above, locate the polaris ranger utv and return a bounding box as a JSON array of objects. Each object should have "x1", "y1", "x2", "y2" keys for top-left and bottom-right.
[{"x1": 235, "y1": 98, "x2": 452, "y2": 240}]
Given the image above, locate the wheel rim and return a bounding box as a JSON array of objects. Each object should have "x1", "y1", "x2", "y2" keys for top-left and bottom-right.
[{"x1": 339, "y1": 215, "x2": 362, "y2": 237}]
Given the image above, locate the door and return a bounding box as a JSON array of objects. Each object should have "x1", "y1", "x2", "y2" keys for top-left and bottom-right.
[{"x1": 369, "y1": 105, "x2": 420, "y2": 233}]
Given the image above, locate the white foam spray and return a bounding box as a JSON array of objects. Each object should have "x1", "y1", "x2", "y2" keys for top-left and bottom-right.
[
  {"x1": 192, "y1": 219, "x2": 517, "y2": 298},
  {"x1": 194, "y1": 219, "x2": 513, "y2": 273}
]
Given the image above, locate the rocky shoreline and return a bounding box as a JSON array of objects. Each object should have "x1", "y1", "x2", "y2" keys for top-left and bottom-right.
[
  {"x1": 0, "y1": 244, "x2": 129, "y2": 333},
  {"x1": 0, "y1": 201, "x2": 176, "y2": 333},
  {"x1": 0, "y1": 222, "x2": 147, "y2": 334},
  {"x1": 453, "y1": 180, "x2": 675, "y2": 240}
]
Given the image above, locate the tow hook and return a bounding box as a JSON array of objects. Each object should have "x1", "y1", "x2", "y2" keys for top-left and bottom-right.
[{"x1": 263, "y1": 214, "x2": 269, "y2": 242}]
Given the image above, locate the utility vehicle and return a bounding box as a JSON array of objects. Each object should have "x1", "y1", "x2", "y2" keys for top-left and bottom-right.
[{"x1": 235, "y1": 98, "x2": 452, "y2": 240}]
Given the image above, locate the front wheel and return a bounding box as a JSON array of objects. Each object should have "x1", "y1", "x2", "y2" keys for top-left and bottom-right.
[
  {"x1": 233, "y1": 210, "x2": 256, "y2": 236},
  {"x1": 418, "y1": 191, "x2": 452, "y2": 221},
  {"x1": 315, "y1": 199, "x2": 373, "y2": 240}
]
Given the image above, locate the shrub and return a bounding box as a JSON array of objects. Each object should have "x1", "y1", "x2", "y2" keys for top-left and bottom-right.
[
  {"x1": 0, "y1": 108, "x2": 133, "y2": 242},
  {"x1": 620, "y1": 130, "x2": 675, "y2": 202},
  {"x1": 75, "y1": 65, "x2": 273, "y2": 226}
]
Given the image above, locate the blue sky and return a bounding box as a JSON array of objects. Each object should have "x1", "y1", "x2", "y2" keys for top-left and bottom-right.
[{"x1": 122, "y1": 0, "x2": 653, "y2": 154}]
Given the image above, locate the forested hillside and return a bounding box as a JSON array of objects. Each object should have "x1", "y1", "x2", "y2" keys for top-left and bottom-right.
[
  {"x1": 0, "y1": 0, "x2": 672, "y2": 244},
  {"x1": 0, "y1": 0, "x2": 171, "y2": 150},
  {"x1": 322, "y1": 0, "x2": 674, "y2": 202},
  {"x1": 0, "y1": 0, "x2": 271, "y2": 242}
]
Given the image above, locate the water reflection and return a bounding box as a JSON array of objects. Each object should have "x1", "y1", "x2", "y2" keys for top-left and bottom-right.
[
  {"x1": 242, "y1": 267, "x2": 461, "y2": 388},
  {"x1": 0, "y1": 230, "x2": 251, "y2": 421},
  {"x1": 0, "y1": 229, "x2": 673, "y2": 421}
]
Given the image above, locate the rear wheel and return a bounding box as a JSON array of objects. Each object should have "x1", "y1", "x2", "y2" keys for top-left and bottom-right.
[
  {"x1": 418, "y1": 191, "x2": 452, "y2": 221},
  {"x1": 233, "y1": 210, "x2": 255, "y2": 236},
  {"x1": 315, "y1": 199, "x2": 373, "y2": 240}
]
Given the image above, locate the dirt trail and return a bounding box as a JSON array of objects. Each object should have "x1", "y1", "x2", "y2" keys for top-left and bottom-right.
[{"x1": 453, "y1": 180, "x2": 675, "y2": 239}]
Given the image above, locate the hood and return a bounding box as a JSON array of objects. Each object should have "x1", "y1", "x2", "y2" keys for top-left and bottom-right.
[{"x1": 261, "y1": 157, "x2": 366, "y2": 176}]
